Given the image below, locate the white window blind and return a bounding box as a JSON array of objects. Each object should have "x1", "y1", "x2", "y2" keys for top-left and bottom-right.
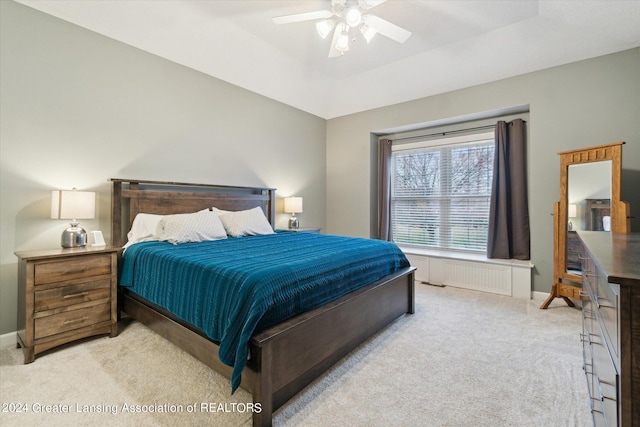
[{"x1": 391, "y1": 132, "x2": 494, "y2": 252}]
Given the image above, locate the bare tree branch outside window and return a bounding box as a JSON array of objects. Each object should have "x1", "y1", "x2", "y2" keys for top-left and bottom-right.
[{"x1": 391, "y1": 139, "x2": 494, "y2": 252}]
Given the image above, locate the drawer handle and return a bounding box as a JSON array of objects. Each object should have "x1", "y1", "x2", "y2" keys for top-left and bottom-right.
[
  {"x1": 596, "y1": 377, "x2": 617, "y2": 402},
  {"x1": 63, "y1": 267, "x2": 91, "y2": 275},
  {"x1": 594, "y1": 294, "x2": 615, "y2": 309},
  {"x1": 63, "y1": 316, "x2": 89, "y2": 325},
  {"x1": 63, "y1": 291, "x2": 90, "y2": 299},
  {"x1": 581, "y1": 332, "x2": 602, "y2": 346},
  {"x1": 581, "y1": 308, "x2": 595, "y2": 319},
  {"x1": 598, "y1": 379, "x2": 615, "y2": 387},
  {"x1": 580, "y1": 332, "x2": 595, "y2": 346}
]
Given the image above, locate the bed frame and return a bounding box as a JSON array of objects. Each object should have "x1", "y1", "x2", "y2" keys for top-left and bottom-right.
[{"x1": 111, "y1": 178, "x2": 415, "y2": 426}]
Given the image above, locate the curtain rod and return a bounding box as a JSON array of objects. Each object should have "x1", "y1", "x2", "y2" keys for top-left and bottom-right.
[{"x1": 389, "y1": 120, "x2": 526, "y2": 143}]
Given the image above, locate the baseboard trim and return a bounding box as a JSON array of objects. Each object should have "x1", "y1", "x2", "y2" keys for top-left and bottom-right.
[
  {"x1": 0, "y1": 331, "x2": 16, "y2": 349},
  {"x1": 532, "y1": 291, "x2": 550, "y2": 301}
]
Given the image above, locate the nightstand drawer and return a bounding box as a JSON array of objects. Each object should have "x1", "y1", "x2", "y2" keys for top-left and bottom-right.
[
  {"x1": 34, "y1": 302, "x2": 111, "y2": 339},
  {"x1": 34, "y1": 254, "x2": 111, "y2": 285},
  {"x1": 34, "y1": 279, "x2": 111, "y2": 312}
]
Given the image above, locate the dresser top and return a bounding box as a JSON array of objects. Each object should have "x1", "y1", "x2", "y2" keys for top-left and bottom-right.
[{"x1": 578, "y1": 231, "x2": 640, "y2": 285}]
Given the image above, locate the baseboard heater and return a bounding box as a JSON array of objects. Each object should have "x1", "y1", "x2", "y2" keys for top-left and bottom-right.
[{"x1": 403, "y1": 252, "x2": 533, "y2": 299}]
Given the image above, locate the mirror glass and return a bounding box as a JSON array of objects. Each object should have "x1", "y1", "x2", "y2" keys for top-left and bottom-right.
[{"x1": 565, "y1": 160, "x2": 612, "y2": 273}]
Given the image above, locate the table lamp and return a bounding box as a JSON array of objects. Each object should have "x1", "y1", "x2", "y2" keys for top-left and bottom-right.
[
  {"x1": 284, "y1": 197, "x2": 303, "y2": 230},
  {"x1": 51, "y1": 189, "x2": 95, "y2": 248}
]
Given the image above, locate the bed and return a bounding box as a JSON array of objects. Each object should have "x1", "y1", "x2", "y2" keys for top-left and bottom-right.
[{"x1": 111, "y1": 178, "x2": 415, "y2": 426}]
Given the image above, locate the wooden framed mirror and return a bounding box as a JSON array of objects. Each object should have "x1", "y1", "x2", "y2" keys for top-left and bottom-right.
[{"x1": 540, "y1": 141, "x2": 630, "y2": 309}]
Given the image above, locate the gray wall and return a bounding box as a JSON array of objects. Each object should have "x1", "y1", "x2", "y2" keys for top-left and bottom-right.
[
  {"x1": 326, "y1": 48, "x2": 640, "y2": 294},
  {"x1": 2, "y1": 1, "x2": 638, "y2": 336},
  {"x1": 0, "y1": 2, "x2": 326, "y2": 335}
]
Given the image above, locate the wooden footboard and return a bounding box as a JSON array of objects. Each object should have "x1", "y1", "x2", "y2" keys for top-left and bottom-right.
[{"x1": 120, "y1": 266, "x2": 415, "y2": 426}]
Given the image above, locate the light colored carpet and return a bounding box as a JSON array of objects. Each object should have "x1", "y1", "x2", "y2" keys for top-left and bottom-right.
[{"x1": 0, "y1": 284, "x2": 592, "y2": 426}]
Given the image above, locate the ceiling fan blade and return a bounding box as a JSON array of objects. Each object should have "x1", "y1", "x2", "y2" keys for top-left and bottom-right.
[
  {"x1": 363, "y1": 14, "x2": 411, "y2": 43},
  {"x1": 358, "y1": 0, "x2": 387, "y2": 9},
  {"x1": 272, "y1": 10, "x2": 333, "y2": 25}
]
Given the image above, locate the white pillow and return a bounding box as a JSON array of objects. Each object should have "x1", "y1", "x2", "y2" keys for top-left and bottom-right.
[
  {"x1": 159, "y1": 210, "x2": 227, "y2": 244},
  {"x1": 123, "y1": 213, "x2": 164, "y2": 249},
  {"x1": 218, "y1": 207, "x2": 274, "y2": 237}
]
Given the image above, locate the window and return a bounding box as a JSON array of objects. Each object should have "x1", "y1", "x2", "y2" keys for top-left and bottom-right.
[{"x1": 391, "y1": 132, "x2": 494, "y2": 252}]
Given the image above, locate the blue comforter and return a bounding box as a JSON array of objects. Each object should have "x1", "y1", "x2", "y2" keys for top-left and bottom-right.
[{"x1": 120, "y1": 231, "x2": 409, "y2": 393}]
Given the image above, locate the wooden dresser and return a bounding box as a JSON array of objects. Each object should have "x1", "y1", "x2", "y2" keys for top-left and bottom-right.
[
  {"x1": 579, "y1": 231, "x2": 640, "y2": 426},
  {"x1": 15, "y1": 246, "x2": 119, "y2": 363}
]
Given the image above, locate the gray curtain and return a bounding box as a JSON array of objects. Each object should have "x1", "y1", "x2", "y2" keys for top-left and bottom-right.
[
  {"x1": 377, "y1": 138, "x2": 393, "y2": 241},
  {"x1": 487, "y1": 119, "x2": 530, "y2": 260}
]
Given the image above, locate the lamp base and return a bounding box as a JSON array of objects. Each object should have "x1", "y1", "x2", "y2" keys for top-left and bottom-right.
[
  {"x1": 288, "y1": 215, "x2": 299, "y2": 230},
  {"x1": 61, "y1": 224, "x2": 88, "y2": 248}
]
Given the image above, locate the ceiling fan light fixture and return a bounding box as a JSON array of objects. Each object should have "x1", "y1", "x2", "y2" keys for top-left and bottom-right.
[
  {"x1": 272, "y1": 0, "x2": 411, "y2": 58},
  {"x1": 336, "y1": 28, "x2": 350, "y2": 52},
  {"x1": 316, "y1": 19, "x2": 336, "y2": 39},
  {"x1": 360, "y1": 23, "x2": 377, "y2": 43},
  {"x1": 345, "y1": 7, "x2": 362, "y2": 27},
  {"x1": 331, "y1": 0, "x2": 346, "y2": 16}
]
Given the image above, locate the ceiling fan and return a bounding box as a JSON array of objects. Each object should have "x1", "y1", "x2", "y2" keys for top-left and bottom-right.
[{"x1": 272, "y1": 0, "x2": 412, "y2": 57}]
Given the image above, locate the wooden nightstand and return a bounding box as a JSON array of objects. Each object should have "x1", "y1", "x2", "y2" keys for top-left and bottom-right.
[{"x1": 14, "y1": 246, "x2": 119, "y2": 363}]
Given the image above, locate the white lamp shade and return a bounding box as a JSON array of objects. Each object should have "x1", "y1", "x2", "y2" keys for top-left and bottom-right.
[
  {"x1": 284, "y1": 197, "x2": 303, "y2": 214},
  {"x1": 51, "y1": 190, "x2": 96, "y2": 220},
  {"x1": 316, "y1": 19, "x2": 335, "y2": 39},
  {"x1": 568, "y1": 204, "x2": 577, "y2": 218}
]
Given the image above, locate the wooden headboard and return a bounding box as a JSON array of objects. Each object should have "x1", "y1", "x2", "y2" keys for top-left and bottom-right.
[{"x1": 110, "y1": 178, "x2": 276, "y2": 247}]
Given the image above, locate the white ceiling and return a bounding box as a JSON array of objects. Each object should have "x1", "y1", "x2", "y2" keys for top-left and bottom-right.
[{"x1": 16, "y1": 0, "x2": 640, "y2": 119}]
